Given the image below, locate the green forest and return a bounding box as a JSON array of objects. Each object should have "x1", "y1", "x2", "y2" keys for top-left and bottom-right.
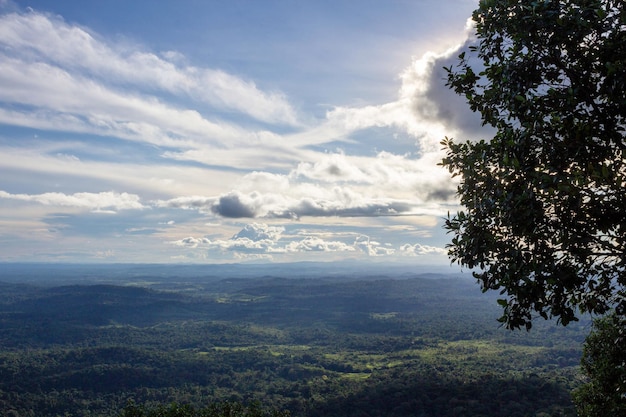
[{"x1": 0, "y1": 264, "x2": 588, "y2": 416}]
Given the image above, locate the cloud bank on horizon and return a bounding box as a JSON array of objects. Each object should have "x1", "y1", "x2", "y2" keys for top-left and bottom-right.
[{"x1": 0, "y1": 0, "x2": 486, "y2": 264}]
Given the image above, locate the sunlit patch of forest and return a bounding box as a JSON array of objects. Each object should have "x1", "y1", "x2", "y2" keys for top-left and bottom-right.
[{"x1": 0, "y1": 265, "x2": 586, "y2": 416}]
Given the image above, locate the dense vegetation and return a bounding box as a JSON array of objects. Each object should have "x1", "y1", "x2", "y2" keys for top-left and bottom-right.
[{"x1": 0, "y1": 264, "x2": 587, "y2": 416}]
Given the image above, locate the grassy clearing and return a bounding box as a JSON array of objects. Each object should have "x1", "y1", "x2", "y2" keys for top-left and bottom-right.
[{"x1": 339, "y1": 372, "x2": 371, "y2": 381}]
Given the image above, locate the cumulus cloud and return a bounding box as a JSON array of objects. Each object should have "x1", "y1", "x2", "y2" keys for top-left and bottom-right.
[
  {"x1": 232, "y1": 223, "x2": 285, "y2": 241},
  {"x1": 303, "y1": 24, "x2": 488, "y2": 155},
  {"x1": 170, "y1": 223, "x2": 284, "y2": 254},
  {"x1": 169, "y1": 223, "x2": 406, "y2": 259},
  {"x1": 212, "y1": 192, "x2": 264, "y2": 218},
  {"x1": 355, "y1": 235, "x2": 396, "y2": 257},
  {"x1": 156, "y1": 147, "x2": 458, "y2": 221},
  {"x1": 399, "y1": 243, "x2": 447, "y2": 256},
  {"x1": 156, "y1": 187, "x2": 422, "y2": 220},
  {"x1": 285, "y1": 237, "x2": 356, "y2": 253},
  {"x1": 0, "y1": 190, "x2": 144, "y2": 212},
  {"x1": 170, "y1": 223, "x2": 451, "y2": 261},
  {"x1": 292, "y1": 151, "x2": 456, "y2": 200},
  {"x1": 169, "y1": 236, "x2": 211, "y2": 248},
  {"x1": 399, "y1": 28, "x2": 490, "y2": 142}
]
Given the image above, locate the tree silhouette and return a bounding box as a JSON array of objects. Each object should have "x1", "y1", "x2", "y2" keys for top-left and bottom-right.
[{"x1": 441, "y1": 0, "x2": 625, "y2": 330}]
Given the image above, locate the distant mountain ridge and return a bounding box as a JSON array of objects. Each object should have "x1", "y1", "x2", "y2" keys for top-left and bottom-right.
[{"x1": 0, "y1": 261, "x2": 465, "y2": 285}]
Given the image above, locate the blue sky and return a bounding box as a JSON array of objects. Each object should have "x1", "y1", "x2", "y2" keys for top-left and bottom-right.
[{"x1": 0, "y1": 0, "x2": 485, "y2": 264}]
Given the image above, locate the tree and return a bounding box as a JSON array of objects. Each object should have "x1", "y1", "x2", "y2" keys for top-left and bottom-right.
[
  {"x1": 118, "y1": 400, "x2": 290, "y2": 417},
  {"x1": 441, "y1": 0, "x2": 625, "y2": 330},
  {"x1": 572, "y1": 312, "x2": 626, "y2": 415}
]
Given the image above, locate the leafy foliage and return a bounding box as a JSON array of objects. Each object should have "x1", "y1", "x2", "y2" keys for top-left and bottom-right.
[
  {"x1": 0, "y1": 275, "x2": 584, "y2": 416},
  {"x1": 118, "y1": 401, "x2": 290, "y2": 417},
  {"x1": 573, "y1": 312, "x2": 626, "y2": 415},
  {"x1": 441, "y1": 0, "x2": 626, "y2": 330}
]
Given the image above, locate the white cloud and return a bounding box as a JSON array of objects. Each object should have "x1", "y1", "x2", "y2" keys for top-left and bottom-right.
[
  {"x1": 197, "y1": 69, "x2": 299, "y2": 126},
  {"x1": 289, "y1": 24, "x2": 486, "y2": 155},
  {"x1": 169, "y1": 223, "x2": 285, "y2": 254},
  {"x1": 205, "y1": 189, "x2": 417, "y2": 220},
  {"x1": 154, "y1": 195, "x2": 216, "y2": 212},
  {"x1": 292, "y1": 151, "x2": 456, "y2": 201},
  {"x1": 291, "y1": 152, "x2": 370, "y2": 183},
  {"x1": 0, "y1": 56, "x2": 244, "y2": 148},
  {"x1": 398, "y1": 25, "x2": 490, "y2": 143},
  {"x1": 399, "y1": 243, "x2": 447, "y2": 256},
  {"x1": 0, "y1": 190, "x2": 144, "y2": 212},
  {"x1": 154, "y1": 147, "x2": 458, "y2": 222},
  {"x1": 232, "y1": 223, "x2": 285, "y2": 241},
  {"x1": 169, "y1": 223, "x2": 392, "y2": 259},
  {"x1": 0, "y1": 9, "x2": 482, "y2": 172},
  {"x1": 0, "y1": 5, "x2": 479, "y2": 264},
  {"x1": 170, "y1": 236, "x2": 211, "y2": 248},
  {"x1": 0, "y1": 11, "x2": 299, "y2": 126},
  {"x1": 355, "y1": 235, "x2": 396, "y2": 257},
  {"x1": 285, "y1": 237, "x2": 356, "y2": 253},
  {"x1": 158, "y1": 221, "x2": 407, "y2": 263},
  {"x1": 0, "y1": 145, "x2": 242, "y2": 198}
]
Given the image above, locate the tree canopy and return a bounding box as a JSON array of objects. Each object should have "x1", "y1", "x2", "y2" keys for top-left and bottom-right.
[
  {"x1": 572, "y1": 312, "x2": 626, "y2": 416},
  {"x1": 441, "y1": 0, "x2": 625, "y2": 329},
  {"x1": 118, "y1": 401, "x2": 290, "y2": 417}
]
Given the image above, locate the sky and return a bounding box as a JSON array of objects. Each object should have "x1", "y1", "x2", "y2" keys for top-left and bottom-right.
[{"x1": 0, "y1": 0, "x2": 487, "y2": 265}]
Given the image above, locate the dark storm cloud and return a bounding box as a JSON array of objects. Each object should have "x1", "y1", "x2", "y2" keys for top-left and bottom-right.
[{"x1": 210, "y1": 193, "x2": 258, "y2": 218}]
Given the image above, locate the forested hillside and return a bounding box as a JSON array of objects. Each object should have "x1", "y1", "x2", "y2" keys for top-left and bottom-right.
[{"x1": 0, "y1": 265, "x2": 587, "y2": 416}]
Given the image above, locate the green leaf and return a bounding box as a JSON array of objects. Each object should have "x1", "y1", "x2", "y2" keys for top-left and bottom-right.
[{"x1": 442, "y1": 0, "x2": 625, "y2": 332}]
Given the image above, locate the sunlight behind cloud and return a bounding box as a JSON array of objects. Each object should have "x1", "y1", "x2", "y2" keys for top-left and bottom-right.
[{"x1": 0, "y1": 2, "x2": 480, "y2": 263}]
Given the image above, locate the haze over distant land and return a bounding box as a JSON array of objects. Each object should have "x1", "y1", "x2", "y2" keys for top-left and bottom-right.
[
  {"x1": 0, "y1": 0, "x2": 484, "y2": 264},
  {"x1": 0, "y1": 261, "x2": 467, "y2": 285}
]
